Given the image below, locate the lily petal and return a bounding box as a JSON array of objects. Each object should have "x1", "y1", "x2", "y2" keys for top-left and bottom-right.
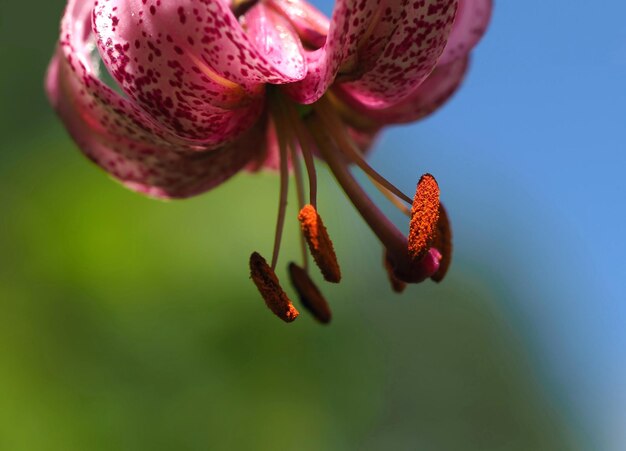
[
  {"x1": 267, "y1": 0, "x2": 329, "y2": 49},
  {"x1": 48, "y1": 49, "x2": 263, "y2": 199},
  {"x1": 338, "y1": 0, "x2": 459, "y2": 108},
  {"x1": 244, "y1": 3, "x2": 307, "y2": 82},
  {"x1": 335, "y1": 56, "x2": 469, "y2": 125},
  {"x1": 286, "y1": 0, "x2": 458, "y2": 107},
  {"x1": 92, "y1": 0, "x2": 303, "y2": 142},
  {"x1": 439, "y1": 0, "x2": 492, "y2": 65},
  {"x1": 284, "y1": 0, "x2": 392, "y2": 104},
  {"x1": 58, "y1": 0, "x2": 265, "y2": 147},
  {"x1": 285, "y1": 0, "x2": 390, "y2": 104}
]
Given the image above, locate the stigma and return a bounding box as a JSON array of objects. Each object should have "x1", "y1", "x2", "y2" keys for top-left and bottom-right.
[{"x1": 249, "y1": 89, "x2": 452, "y2": 324}]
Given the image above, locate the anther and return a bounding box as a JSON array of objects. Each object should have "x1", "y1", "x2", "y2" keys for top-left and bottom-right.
[
  {"x1": 408, "y1": 174, "x2": 440, "y2": 261},
  {"x1": 249, "y1": 252, "x2": 299, "y2": 322},
  {"x1": 288, "y1": 263, "x2": 332, "y2": 324},
  {"x1": 383, "y1": 251, "x2": 407, "y2": 294},
  {"x1": 298, "y1": 205, "x2": 341, "y2": 283},
  {"x1": 430, "y1": 204, "x2": 452, "y2": 283},
  {"x1": 307, "y1": 115, "x2": 439, "y2": 283}
]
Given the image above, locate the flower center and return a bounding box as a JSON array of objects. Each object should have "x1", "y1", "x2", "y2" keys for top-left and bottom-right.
[{"x1": 249, "y1": 88, "x2": 449, "y2": 324}]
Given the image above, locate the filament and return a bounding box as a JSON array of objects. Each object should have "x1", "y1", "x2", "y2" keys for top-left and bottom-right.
[
  {"x1": 307, "y1": 115, "x2": 408, "y2": 259},
  {"x1": 283, "y1": 100, "x2": 318, "y2": 207},
  {"x1": 369, "y1": 175, "x2": 411, "y2": 217},
  {"x1": 289, "y1": 136, "x2": 310, "y2": 271},
  {"x1": 270, "y1": 108, "x2": 291, "y2": 270},
  {"x1": 314, "y1": 98, "x2": 412, "y2": 205}
]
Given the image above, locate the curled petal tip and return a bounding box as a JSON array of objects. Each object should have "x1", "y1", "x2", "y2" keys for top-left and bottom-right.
[{"x1": 440, "y1": 0, "x2": 493, "y2": 65}]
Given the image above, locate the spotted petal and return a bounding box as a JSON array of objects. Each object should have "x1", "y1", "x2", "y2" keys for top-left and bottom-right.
[
  {"x1": 92, "y1": 0, "x2": 304, "y2": 142},
  {"x1": 338, "y1": 0, "x2": 459, "y2": 108},
  {"x1": 439, "y1": 0, "x2": 492, "y2": 65},
  {"x1": 286, "y1": 0, "x2": 458, "y2": 107},
  {"x1": 54, "y1": 0, "x2": 262, "y2": 148},
  {"x1": 267, "y1": 0, "x2": 330, "y2": 49},
  {"x1": 283, "y1": 0, "x2": 394, "y2": 104},
  {"x1": 48, "y1": 48, "x2": 263, "y2": 199},
  {"x1": 244, "y1": 3, "x2": 307, "y2": 82},
  {"x1": 335, "y1": 56, "x2": 469, "y2": 125},
  {"x1": 58, "y1": 0, "x2": 255, "y2": 149}
]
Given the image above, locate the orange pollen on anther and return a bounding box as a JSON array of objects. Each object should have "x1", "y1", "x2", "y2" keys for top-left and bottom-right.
[
  {"x1": 383, "y1": 251, "x2": 407, "y2": 294},
  {"x1": 408, "y1": 174, "x2": 441, "y2": 260},
  {"x1": 288, "y1": 263, "x2": 332, "y2": 324},
  {"x1": 430, "y1": 204, "x2": 453, "y2": 283},
  {"x1": 249, "y1": 252, "x2": 299, "y2": 323},
  {"x1": 298, "y1": 205, "x2": 341, "y2": 283}
]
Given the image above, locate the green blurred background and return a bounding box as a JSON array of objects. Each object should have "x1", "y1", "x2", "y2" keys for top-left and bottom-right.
[{"x1": 0, "y1": 1, "x2": 591, "y2": 450}]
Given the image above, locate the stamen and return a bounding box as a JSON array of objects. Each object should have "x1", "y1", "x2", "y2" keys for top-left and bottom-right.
[
  {"x1": 290, "y1": 137, "x2": 309, "y2": 271},
  {"x1": 298, "y1": 205, "x2": 341, "y2": 283},
  {"x1": 250, "y1": 252, "x2": 299, "y2": 322},
  {"x1": 369, "y1": 176, "x2": 411, "y2": 217},
  {"x1": 270, "y1": 105, "x2": 291, "y2": 270},
  {"x1": 307, "y1": 116, "x2": 407, "y2": 258},
  {"x1": 314, "y1": 98, "x2": 412, "y2": 205},
  {"x1": 383, "y1": 251, "x2": 407, "y2": 294},
  {"x1": 288, "y1": 263, "x2": 332, "y2": 324},
  {"x1": 307, "y1": 115, "x2": 439, "y2": 284},
  {"x1": 430, "y1": 204, "x2": 453, "y2": 283},
  {"x1": 408, "y1": 174, "x2": 440, "y2": 260},
  {"x1": 283, "y1": 100, "x2": 318, "y2": 207},
  {"x1": 290, "y1": 141, "x2": 306, "y2": 210}
]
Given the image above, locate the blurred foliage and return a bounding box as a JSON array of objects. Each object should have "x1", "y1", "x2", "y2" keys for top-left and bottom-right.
[
  {"x1": 0, "y1": 0, "x2": 574, "y2": 450},
  {"x1": 0, "y1": 128, "x2": 573, "y2": 450}
]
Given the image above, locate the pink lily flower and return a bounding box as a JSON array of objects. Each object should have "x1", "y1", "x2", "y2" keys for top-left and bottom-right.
[{"x1": 46, "y1": 0, "x2": 491, "y2": 323}]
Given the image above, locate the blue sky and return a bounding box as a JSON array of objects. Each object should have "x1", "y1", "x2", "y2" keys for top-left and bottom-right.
[{"x1": 317, "y1": 0, "x2": 626, "y2": 448}]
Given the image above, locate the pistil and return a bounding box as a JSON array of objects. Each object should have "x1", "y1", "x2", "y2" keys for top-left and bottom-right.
[{"x1": 306, "y1": 114, "x2": 439, "y2": 283}]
